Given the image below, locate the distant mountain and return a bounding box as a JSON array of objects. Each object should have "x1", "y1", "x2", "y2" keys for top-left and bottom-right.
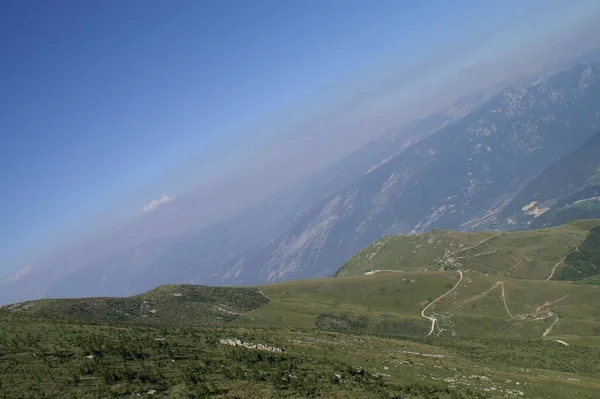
[
  {"x1": 212, "y1": 63, "x2": 600, "y2": 284},
  {"x1": 287, "y1": 87, "x2": 504, "y2": 217},
  {"x1": 492, "y1": 131, "x2": 600, "y2": 230},
  {"x1": 34, "y1": 61, "x2": 600, "y2": 302},
  {"x1": 42, "y1": 76, "x2": 505, "y2": 299},
  {"x1": 299, "y1": 51, "x2": 600, "y2": 215},
  {"x1": 45, "y1": 185, "x2": 305, "y2": 298}
]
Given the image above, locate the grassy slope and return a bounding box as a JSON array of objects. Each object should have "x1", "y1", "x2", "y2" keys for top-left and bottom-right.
[
  {"x1": 579, "y1": 275, "x2": 600, "y2": 285},
  {"x1": 336, "y1": 219, "x2": 600, "y2": 280},
  {"x1": 3, "y1": 221, "x2": 600, "y2": 397},
  {"x1": 2, "y1": 285, "x2": 269, "y2": 326},
  {"x1": 237, "y1": 271, "x2": 600, "y2": 339},
  {"x1": 2, "y1": 272, "x2": 600, "y2": 398},
  {"x1": 6, "y1": 270, "x2": 600, "y2": 341}
]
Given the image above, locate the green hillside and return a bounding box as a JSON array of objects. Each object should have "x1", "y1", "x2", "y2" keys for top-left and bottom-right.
[
  {"x1": 7, "y1": 271, "x2": 600, "y2": 340},
  {"x1": 240, "y1": 271, "x2": 600, "y2": 339},
  {"x1": 2, "y1": 270, "x2": 600, "y2": 398},
  {"x1": 6, "y1": 311, "x2": 600, "y2": 399},
  {"x1": 4, "y1": 220, "x2": 600, "y2": 398},
  {"x1": 2, "y1": 285, "x2": 269, "y2": 326},
  {"x1": 335, "y1": 219, "x2": 600, "y2": 280}
]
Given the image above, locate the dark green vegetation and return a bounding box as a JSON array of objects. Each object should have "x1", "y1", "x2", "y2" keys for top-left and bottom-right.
[
  {"x1": 8, "y1": 285, "x2": 268, "y2": 326},
  {"x1": 0, "y1": 312, "x2": 508, "y2": 399},
  {"x1": 558, "y1": 227, "x2": 600, "y2": 281},
  {"x1": 4, "y1": 271, "x2": 600, "y2": 397},
  {"x1": 2, "y1": 308, "x2": 600, "y2": 399}
]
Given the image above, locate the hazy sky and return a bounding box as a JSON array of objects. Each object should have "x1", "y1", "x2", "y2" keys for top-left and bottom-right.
[{"x1": 1, "y1": 0, "x2": 600, "y2": 278}]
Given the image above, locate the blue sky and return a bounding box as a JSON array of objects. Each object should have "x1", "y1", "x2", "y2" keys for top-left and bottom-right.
[{"x1": 0, "y1": 0, "x2": 599, "y2": 275}]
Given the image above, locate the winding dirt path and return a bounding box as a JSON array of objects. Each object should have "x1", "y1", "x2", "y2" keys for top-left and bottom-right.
[
  {"x1": 542, "y1": 312, "x2": 560, "y2": 338},
  {"x1": 499, "y1": 281, "x2": 520, "y2": 320},
  {"x1": 421, "y1": 270, "x2": 463, "y2": 336},
  {"x1": 536, "y1": 294, "x2": 569, "y2": 313},
  {"x1": 363, "y1": 269, "x2": 402, "y2": 275},
  {"x1": 546, "y1": 258, "x2": 565, "y2": 281},
  {"x1": 449, "y1": 281, "x2": 501, "y2": 313},
  {"x1": 453, "y1": 232, "x2": 505, "y2": 256}
]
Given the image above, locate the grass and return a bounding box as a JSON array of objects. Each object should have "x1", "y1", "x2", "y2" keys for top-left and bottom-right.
[
  {"x1": 578, "y1": 275, "x2": 600, "y2": 285},
  {"x1": 3, "y1": 285, "x2": 268, "y2": 326},
  {"x1": 3, "y1": 220, "x2": 600, "y2": 398},
  {"x1": 336, "y1": 220, "x2": 600, "y2": 280},
  {"x1": 2, "y1": 310, "x2": 600, "y2": 399},
  {"x1": 231, "y1": 271, "x2": 600, "y2": 339},
  {"x1": 9, "y1": 270, "x2": 599, "y2": 342}
]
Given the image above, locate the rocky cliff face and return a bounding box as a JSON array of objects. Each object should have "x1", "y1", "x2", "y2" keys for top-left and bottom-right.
[
  {"x1": 213, "y1": 63, "x2": 600, "y2": 284},
  {"x1": 491, "y1": 131, "x2": 600, "y2": 230},
  {"x1": 40, "y1": 63, "x2": 600, "y2": 300},
  {"x1": 44, "y1": 72, "x2": 501, "y2": 297}
]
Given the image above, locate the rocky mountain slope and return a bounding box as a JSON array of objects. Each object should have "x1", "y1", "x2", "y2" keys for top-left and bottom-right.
[
  {"x1": 38, "y1": 62, "x2": 600, "y2": 300},
  {"x1": 490, "y1": 131, "x2": 600, "y2": 230},
  {"x1": 44, "y1": 187, "x2": 304, "y2": 298},
  {"x1": 42, "y1": 79, "x2": 505, "y2": 299},
  {"x1": 286, "y1": 85, "x2": 507, "y2": 217},
  {"x1": 213, "y1": 63, "x2": 600, "y2": 284}
]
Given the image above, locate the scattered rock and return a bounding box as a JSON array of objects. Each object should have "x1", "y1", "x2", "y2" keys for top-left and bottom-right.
[{"x1": 219, "y1": 338, "x2": 284, "y2": 353}]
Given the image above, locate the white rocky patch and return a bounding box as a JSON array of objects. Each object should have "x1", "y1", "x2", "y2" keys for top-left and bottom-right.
[
  {"x1": 521, "y1": 201, "x2": 550, "y2": 217},
  {"x1": 219, "y1": 338, "x2": 284, "y2": 353}
]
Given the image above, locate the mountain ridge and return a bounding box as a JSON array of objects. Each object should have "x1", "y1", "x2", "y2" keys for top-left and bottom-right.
[
  {"x1": 490, "y1": 131, "x2": 600, "y2": 230},
  {"x1": 211, "y1": 62, "x2": 600, "y2": 285},
  {"x1": 39, "y1": 73, "x2": 515, "y2": 300},
  {"x1": 14, "y1": 61, "x2": 600, "y2": 304}
]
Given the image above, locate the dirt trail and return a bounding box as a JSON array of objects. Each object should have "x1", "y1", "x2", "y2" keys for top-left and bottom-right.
[
  {"x1": 453, "y1": 232, "x2": 505, "y2": 256},
  {"x1": 449, "y1": 281, "x2": 501, "y2": 313},
  {"x1": 421, "y1": 270, "x2": 463, "y2": 336},
  {"x1": 542, "y1": 313, "x2": 560, "y2": 338},
  {"x1": 501, "y1": 284, "x2": 568, "y2": 338},
  {"x1": 536, "y1": 294, "x2": 569, "y2": 313},
  {"x1": 499, "y1": 282, "x2": 520, "y2": 320},
  {"x1": 546, "y1": 258, "x2": 565, "y2": 281},
  {"x1": 414, "y1": 263, "x2": 569, "y2": 340},
  {"x1": 257, "y1": 289, "x2": 272, "y2": 301},
  {"x1": 370, "y1": 269, "x2": 401, "y2": 274}
]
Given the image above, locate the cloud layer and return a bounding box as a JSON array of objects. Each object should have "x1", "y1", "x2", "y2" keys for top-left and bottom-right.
[
  {"x1": 143, "y1": 195, "x2": 175, "y2": 212},
  {"x1": 10, "y1": 265, "x2": 32, "y2": 282}
]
